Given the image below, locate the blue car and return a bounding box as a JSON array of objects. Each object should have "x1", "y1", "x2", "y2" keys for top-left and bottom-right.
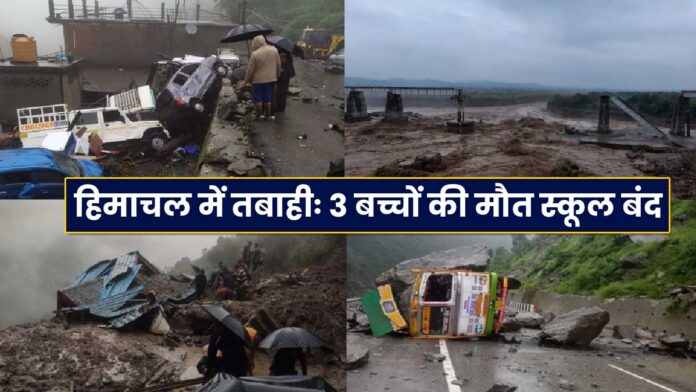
[{"x1": 0, "y1": 148, "x2": 104, "y2": 199}]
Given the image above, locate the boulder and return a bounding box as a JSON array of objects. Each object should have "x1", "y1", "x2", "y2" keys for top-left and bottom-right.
[
  {"x1": 612, "y1": 325, "x2": 636, "y2": 340},
  {"x1": 500, "y1": 319, "x2": 522, "y2": 333},
  {"x1": 619, "y1": 254, "x2": 648, "y2": 269},
  {"x1": 375, "y1": 244, "x2": 490, "y2": 299},
  {"x1": 540, "y1": 306, "x2": 610, "y2": 346},
  {"x1": 515, "y1": 312, "x2": 546, "y2": 328}
]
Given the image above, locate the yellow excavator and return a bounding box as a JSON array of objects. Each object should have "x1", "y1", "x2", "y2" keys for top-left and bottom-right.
[{"x1": 296, "y1": 27, "x2": 344, "y2": 59}]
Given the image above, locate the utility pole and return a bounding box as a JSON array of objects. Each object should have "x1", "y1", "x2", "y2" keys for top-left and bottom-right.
[{"x1": 241, "y1": 0, "x2": 247, "y2": 24}]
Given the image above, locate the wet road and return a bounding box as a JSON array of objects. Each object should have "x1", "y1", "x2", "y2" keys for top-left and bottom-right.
[
  {"x1": 248, "y1": 60, "x2": 344, "y2": 176},
  {"x1": 347, "y1": 332, "x2": 696, "y2": 392}
]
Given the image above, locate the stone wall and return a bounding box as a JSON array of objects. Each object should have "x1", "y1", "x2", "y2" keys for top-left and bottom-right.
[{"x1": 61, "y1": 21, "x2": 238, "y2": 67}]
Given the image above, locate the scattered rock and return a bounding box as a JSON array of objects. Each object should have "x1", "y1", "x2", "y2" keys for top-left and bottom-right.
[
  {"x1": 660, "y1": 334, "x2": 690, "y2": 350},
  {"x1": 635, "y1": 328, "x2": 653, "y2": 340},
  {"x1": 451, "y1": 378, "x2": 468, "y2": 386},
  {"x1": 423, "y1": 352, "x2": 446, "y2": 362},
  {"x1": 515, "y1": 311, "x2": 546, "y2": 328},
  {"x1": 540, "y1": 306, "x2": 610, "y2": 346},
  {"x1": 499, "y1": 333, "x2": 521, "y2": 344},
  {"x1": 487, "y1": 383, "x2": 518, "y2": 392},
  {"x1": 559, "y1": 380, "x2": 577, "y2": 390},
  {"x1": 500, "y1": 319, "x2": 522, "y2": 333},
  {"x1": 347, "y1": 348, "x2": 370, "y2": 370},
  {"x1": 613, "y1": 325, "x2": 636, "y2": 340}
]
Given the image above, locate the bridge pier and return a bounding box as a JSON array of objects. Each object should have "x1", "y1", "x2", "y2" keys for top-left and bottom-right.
[
  {"x1": 345, "y1": 90, "x2": 370, "y2": 122},
  {"x1": 671, "y1": 95, "x2": 690, "y2": 137},
  {"x1": 384, "y1": 92, "x2": 407, "y2": 123},
  {"x1": 598, "y1": 95, "x2": 610, "y2": 133},
  {"x1": 446, "y1": 89, "x2": 474, "y2": 132}
]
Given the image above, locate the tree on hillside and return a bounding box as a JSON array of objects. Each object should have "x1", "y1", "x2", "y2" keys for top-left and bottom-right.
[{"x1": 215, "y1": 0, "x2": 344, "y2": 39}]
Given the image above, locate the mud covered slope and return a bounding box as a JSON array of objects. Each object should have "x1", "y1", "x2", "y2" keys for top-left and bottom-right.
[{"x1": 0, "y1": 259, "x2": 347, "y2": 392}]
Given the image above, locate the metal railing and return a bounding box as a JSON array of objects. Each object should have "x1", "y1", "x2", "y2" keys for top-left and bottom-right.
[
  {"x1": 49, "y1": 1, "x2": 232, "y2": 25},
  {"x1": 507, "y1": 301, "x2": 536, "y2": 313}
]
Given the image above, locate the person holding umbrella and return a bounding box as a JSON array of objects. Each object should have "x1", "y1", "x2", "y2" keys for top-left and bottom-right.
[
  {"x1": 244, "y1": 35, "x2": 281, "y2": 120},
  {"x1": 265, "y1": 36, "x2": 303, "y2": 114},
  {"x1": 259, "y1": 327, "x2": 329, "y2": 376},
  {"x1": 202, "y1": 305, "x2": 254, "y2": 378}
]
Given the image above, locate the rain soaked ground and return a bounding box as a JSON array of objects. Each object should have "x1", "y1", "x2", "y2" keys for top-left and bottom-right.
[{"x1": 347, "y1": 331, "x2": 696, "y2": 392}]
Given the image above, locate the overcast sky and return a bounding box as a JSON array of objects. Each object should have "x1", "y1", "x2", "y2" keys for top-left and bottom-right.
[
  {"x1": 347, "y1": 0, "x2": 696, "y2": 90},
  {"x1": 0, "y1": 200, "x2": 220, "y2": 327}
]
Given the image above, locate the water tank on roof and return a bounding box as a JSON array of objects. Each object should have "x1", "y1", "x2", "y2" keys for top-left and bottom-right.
[{"x1": 11, "y1": 34, "x2": 38, "y2": 63}]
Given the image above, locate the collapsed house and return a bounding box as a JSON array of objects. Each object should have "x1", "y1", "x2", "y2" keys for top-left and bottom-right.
[{"x1": 57, "y1": 251, "x2": 195, "y2": 334}]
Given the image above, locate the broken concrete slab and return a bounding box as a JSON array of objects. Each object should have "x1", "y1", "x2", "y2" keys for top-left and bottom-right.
[{"x1": 540, "y1": 306, "x2": 610, "y2": 347}]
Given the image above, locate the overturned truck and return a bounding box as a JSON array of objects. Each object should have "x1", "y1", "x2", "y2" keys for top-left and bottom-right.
[
  {"x1": 359, "y1": 245, "x2": 520, "y2": 339},
  {"x1": 57, "y1": 251, "x2": 196, "y2": 333}
]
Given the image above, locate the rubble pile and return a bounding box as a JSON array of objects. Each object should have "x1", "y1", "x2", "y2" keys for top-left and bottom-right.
[
  {"x1": 0, "y1": 256, "x2": 346, "y2": 392},
  {"x1": 611, "y1": 324, "x2": 696, "y2": 358},
  {"x1": 0, "y1": 322, "x2": 194, "y2": 391}
]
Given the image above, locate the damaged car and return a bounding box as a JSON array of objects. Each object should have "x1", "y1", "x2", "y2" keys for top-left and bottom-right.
[
  {"x1": 155, "y1": 55, "x2": 228, "y2": 132},
  {"x1": 0, "y1": 148, "x2": 103, "y2": 199}
]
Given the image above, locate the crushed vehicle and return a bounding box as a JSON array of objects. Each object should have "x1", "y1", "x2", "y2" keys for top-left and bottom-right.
[
  {"x1": 17, "y1": 86, "x2": 170, "y2": 153},
  {"x1": 155, "y1": 55, "x2": 228, "y2": 131},
  {"x1": 57, "y1": 251, "x2": 196, "y2": 333},
  {"x1": 362, "y1": 269, "x2": 520, "y2": 339},
  {"x1": 216, "y1": 48, "x2": 241, "y2": 70},
  {"x1": 0, "y1": 147, "x2": 103, "y2": 199},
  {"x1": 328, "y1": 48, "x2": 344, "y2": 67}
]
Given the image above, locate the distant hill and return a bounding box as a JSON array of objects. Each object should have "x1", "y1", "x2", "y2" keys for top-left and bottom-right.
[{"x1": 345, "y1": 76, "x2": 579, "y2": 91}]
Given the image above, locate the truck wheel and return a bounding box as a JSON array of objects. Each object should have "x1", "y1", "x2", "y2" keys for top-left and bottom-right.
[{"x1": 145, "y1": 129, "x2": 169, "y2": 152}]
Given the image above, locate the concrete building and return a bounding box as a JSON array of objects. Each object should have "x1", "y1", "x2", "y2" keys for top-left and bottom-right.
[
  {"x1": 0, "y1": 58, "x2": 83, "y2": 129},
  {"x1": 47, "y1": 0, "x2": 237, "y2": 68}
]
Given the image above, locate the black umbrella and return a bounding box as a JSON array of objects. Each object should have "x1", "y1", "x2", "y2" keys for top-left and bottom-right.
[
  {"x1": 220, "y1": 24, "x2": 273, "y2": 43},
  {"x1": 258, "y1": 327, "x2": 329, "y2": 350},
  {"x1": 266, "y1": 36, "x2": 305, "y2": 59},
  {"x1": 201, "y1": 304, "x2": 252, "y2": 349}
]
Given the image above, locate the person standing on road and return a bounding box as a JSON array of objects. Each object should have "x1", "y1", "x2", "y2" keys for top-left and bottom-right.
[
  {"x1": 274, "y1": 50, "x2": 295, "y2": 113},
  {"x1": 245, "y1": 35, "x2": 281, "y2": 120}
]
